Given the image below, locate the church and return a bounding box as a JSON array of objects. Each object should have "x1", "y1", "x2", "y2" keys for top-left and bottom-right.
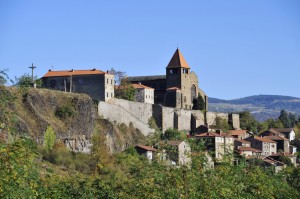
[{"x1": 127, "y1": 48, "x2": 208, "y2": 110}]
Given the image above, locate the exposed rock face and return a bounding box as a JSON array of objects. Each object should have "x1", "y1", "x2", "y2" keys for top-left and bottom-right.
[{"x1": 4, "y1": 88, "x2": 146, "y2": 153}]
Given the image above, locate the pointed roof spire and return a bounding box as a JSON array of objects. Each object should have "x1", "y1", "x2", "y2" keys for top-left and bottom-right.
[{"x1": 167, "y1": 48, "x2": 190, "y2": 69}]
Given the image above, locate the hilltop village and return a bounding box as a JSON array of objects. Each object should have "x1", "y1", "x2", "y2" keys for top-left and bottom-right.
[{"x1": 40, "y1": 48, "x2": 299, "y2": 169}]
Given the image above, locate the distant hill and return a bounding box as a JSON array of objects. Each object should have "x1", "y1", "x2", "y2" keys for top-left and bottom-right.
[{"x1": 208, "y1": 95, "x2": 300, "y2": 121}]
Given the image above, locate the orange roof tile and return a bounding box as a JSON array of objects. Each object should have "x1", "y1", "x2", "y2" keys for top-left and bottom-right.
[
  {"x1": 229, "y1": 130, "x2": 247, "y2": 136},
  {"x1": 264, "y1": 136, "x2": 288, "y2": 141},
  {"x1": 254, "y1": 136, "x2": 277, "y2": 143},
  {"x1": 270, "y1": 128, "x2": 294, "y2": 133},
  {"x1": 195, "y1": 132, "x2": 223, "y2": 137},
  {"x1": 43, "y1": 69, "x2": 107, "y2": 77},
  {"x1": 135, "y1": 145, "x2": 157, "y2": 151},
  {"x1": 132, "y1": 83, "x2": 154, "y2": 90},
  {"x1": 167, "y1": 48, "x2": 190, "y2": 69},
  {"x1": 238, "y1": 147, "x2": 262, "y2": 153}
]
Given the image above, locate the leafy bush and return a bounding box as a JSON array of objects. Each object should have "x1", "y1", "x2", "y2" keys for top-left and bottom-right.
[{"x1": 55, "y1": 104, "x2": 76, "y2": 119}]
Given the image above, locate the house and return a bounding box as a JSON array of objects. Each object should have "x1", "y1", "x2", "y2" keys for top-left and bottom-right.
[
  {"x1": 261, "y1": 128, "x2": 295, "y2": 141},
  {"x1": 42, "y1": 69, "x2": 114, "y2": 101},
  {"x1": 263, "y1": 136, "x2": 289, "y2": 153},
  {"x1": 160, "y1": 140, "x2": 191, "y2": 166},
  {"x1": 228, "y1": 130, "x2": 251, "y2": 140},
  {"x1": 195, "y1": 131, "x2": 234, "y2": 162},
  {"x1": 135, "y1": 145, "x2": 157, "y2": 161},
  {"x1": 245, "y1": 136, "x2": 277, "y2": 156},
  {"x1": 132, "y1": 83, "x2": 154, "y2": 104},
  {"x1": 270, "y1": 128, "x2": 295, "y2": 141},
  {"x1": 234, "y1": 139, "x2": 262, "y2": 157},
  {"x1": 268, "y1": 152, "x2": 297, "y2": 166},
  {"x1": 262, "y1": 157, "x2": 285, "y2": 173},
  {"x1": 234, "y1": 139, "x2": 251, "y2": 148},
  {"x1": 237, "y1": 147, "x2": 262, "y2": 157}
]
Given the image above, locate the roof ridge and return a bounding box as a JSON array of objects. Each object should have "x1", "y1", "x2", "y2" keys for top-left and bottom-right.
[{"x1": 167, "y1": 48, "x2": 190, "y2": 69}]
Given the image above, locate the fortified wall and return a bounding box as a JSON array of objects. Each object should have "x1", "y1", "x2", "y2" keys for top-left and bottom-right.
[{"x1": 98, "y1": 99, "x2": 240, "y2": 136}]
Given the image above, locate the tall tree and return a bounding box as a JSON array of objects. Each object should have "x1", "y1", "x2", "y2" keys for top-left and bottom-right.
[
  {"x1": 108, "y1": 68, "x2": 126, "y2": 85},
  {"x1": 192, "y1": 94, "x2": 205, "y2": 111},
  {"x1": 215, "y1": 116, "x2": 230, "y2": 132},
  {"x1": 239, "y1": 111, "x2": 258, "y2": 132},
  {"x1": 115, "y1": 78, "x2": 136, "y2": 101},
  {"x1": 279, "y1": 110, "x2": 292, "y2": 128}
]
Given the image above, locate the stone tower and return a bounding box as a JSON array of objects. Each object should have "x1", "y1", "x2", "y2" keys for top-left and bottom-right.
[{"x1": 165, "y1": 48, "x2": 198, "y2": 109}]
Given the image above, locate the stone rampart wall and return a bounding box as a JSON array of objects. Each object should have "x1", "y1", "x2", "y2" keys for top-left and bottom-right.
[
  {"x1": 98, "y1": 99, "x2": 240, "y2": 135},
  {"x1": 98, "y1": 100, "x2": 154, "y2": 136}
]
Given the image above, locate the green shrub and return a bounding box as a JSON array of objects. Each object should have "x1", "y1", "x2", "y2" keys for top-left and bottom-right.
[{"x1": 55, "y1": 104, "x2": 76, "y2": 119}]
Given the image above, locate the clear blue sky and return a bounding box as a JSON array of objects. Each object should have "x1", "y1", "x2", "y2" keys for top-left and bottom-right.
[{"x1": 1, "y1": 0, "x2": 299, "y2": 99}]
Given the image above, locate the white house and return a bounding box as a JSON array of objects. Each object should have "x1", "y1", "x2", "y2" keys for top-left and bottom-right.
[
  {"x1": 132, "y1": 83, "x2": 155, "y2": 104},
  {"x1": 135, "y1": 145, "x2": 157, "y2": 161}
]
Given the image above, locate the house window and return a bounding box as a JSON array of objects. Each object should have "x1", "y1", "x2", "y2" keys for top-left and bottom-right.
[
  {"x1": 106, "y1": 93, "x2": 108, "y2": 97},
  {"x1": 106, "y1": 79, "x2": 108, "y2": 84},
  {"x1": 111, "y1": 79, "x2": 113, "y2": 84},
  {"x1": 111, "y1": 93, "x2": 113, "y2": 97}
]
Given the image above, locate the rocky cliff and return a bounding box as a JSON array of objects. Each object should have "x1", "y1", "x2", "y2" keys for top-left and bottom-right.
[{"x1": 1, "y1": 87, "x2": 146, "y2": 153}]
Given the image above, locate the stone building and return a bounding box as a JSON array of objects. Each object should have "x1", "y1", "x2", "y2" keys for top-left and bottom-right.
[
  {"x1": 42, "y1": 69, "x2": 114, "y2": 101},
  {"x1": 261, "y1": 128, "x2": 295, "y2": 142},
  {"x1": 127, "y1": 48, "x2": 208, "y2": 110},
  {"x1": 195, "y1": 132, "x2": 234, "y2": 162},
  {"x1": 132, "y1": 83, "x2": 154, "y2": 104},
  {"x1": 159, "y1": 140, "x2": 191, "y2": 166},
  {"x1": 245, "y1": 136, "x2": 277, "y2": 156}
]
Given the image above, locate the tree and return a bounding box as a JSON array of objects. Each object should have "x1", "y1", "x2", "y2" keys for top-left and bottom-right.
[
  {"x1": 0, "y1": 69, "x2": 13, "y2": 86},
  {"x1": 215, "y1": 116, "x2": 230, "y2": 132},
  {"x1": 192, "y1": 94, "x2": 205, "y2": 111},
  {"x1": 108, "y1": 68, "x2": 126, "y2": 85},
  {"x1": 239, "y1": 111, "x2": 258, "y2": 132},
  {"x1": 15, "y1": 73, "x2": 42, "y2": 88},
  {"x1": 163, "y1": 128, "x2": 186, "y2": 140},
  {"x1": 43, "y1": 126, "x2": 56, "y2": 152},
  {"x1": 115, "y1": 78, "x2": 136, "y2": 101},
  {"x1": 279, "y1": 110, "x2": 292, "y2": 128}
]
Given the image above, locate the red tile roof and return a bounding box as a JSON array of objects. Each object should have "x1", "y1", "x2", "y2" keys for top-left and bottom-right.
[
  {"x1": 229, "y1": 130, "x2": 247, "y2": 136},
  {"x1": 264, "y1": 136, "x2": 288, "y2": 141},
  {"x1": 132, "y1": 83, "x2": 154, "y2": 90},
  {"x1": 270, "y1": 128, "x2": 293, "y2": 133},
  {"x1": 254, "y1": 136, "x2": 277, "y2": 143},
  {"x1": 135, "y1": 145, "x2": 157, "y2": 152},
  {"x1": 238, "y1": 147, "x2": 262, "y2": 153},
  {"x1": 167, "y1": 48, "x2": 190, "y2": 69},
  {"x1": 195, "y1": 132, "x2": 223, "y2": 138},
  {"x1": 43, "y1": 69, "x2": 107, "y2": 77}
]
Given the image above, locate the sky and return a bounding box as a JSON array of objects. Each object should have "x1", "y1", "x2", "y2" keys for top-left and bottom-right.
[{"x1": 0, "y1": 0, "x2": 299, "y2": 99}]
